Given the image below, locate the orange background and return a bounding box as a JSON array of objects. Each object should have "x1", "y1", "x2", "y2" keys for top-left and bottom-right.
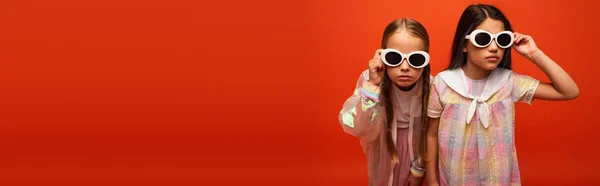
[{"x1": 0, "y1": 0, "x2": 597, "y2": 185}]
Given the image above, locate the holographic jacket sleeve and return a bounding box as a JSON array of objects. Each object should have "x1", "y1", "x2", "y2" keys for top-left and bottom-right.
[{"x1": 338, "y1": 70, "x2": 384, "y2": 141}]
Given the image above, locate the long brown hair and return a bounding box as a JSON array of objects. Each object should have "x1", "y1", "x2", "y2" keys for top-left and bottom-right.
[{"x1": 379, "y1": 18, "x2": 430, "y2": 164}]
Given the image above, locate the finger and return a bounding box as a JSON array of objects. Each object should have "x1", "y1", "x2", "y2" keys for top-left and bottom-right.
[
  {"x1": 375, "y1": 62, "x2": 382, "y2": 71},
  {"x1": 371, "y1": 60, "x2": 383, "y2": 71},
  {"x1": 523, "y1": 35, "x2": 531, "y2": 43},
  {"x1": 374, "y1": 49, "x2": 384, "y2": 59},
  {"x1": 518, "y1": 35, "x2": 526, "y2": 44},
  {"x1": 515, "y1": 32, "x2": 524, "y2": 42},
  {"x1": 520, "y1": 35, "x2": 529, "y2": 42},
  {"x1": 370, "y1": 66, "x2": 377, "y2": 72},
  {"x1": 369, "y1": 60, "x2": 379, "y2": 72},
  {"x1": 377, "y1": 62, "x2": 386, "y2": 72},
  {"x1": 514, "y1": 34, "x2": 523, "y2": 44}
]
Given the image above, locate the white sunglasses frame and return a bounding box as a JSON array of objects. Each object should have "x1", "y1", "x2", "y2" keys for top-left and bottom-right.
[
  {"x1": 380, "y1": 49, "x2": 430, "y2": 68},
  {"x1": 465, "y1": 30, "x2": 515, "y2": 48}
]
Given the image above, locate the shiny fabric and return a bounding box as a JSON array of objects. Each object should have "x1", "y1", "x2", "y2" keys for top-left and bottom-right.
[{"x1": 339, "y1": 70, "x2": 428, "y2": 186}]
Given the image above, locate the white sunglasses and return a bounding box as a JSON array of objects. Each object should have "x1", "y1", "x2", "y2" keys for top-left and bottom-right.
[
  {"x1": 465, "y1": 30, "x2": 515, "y2": 48},
  {"x1": 380, "y1": 49, "x2": 429, "y2": 68}
]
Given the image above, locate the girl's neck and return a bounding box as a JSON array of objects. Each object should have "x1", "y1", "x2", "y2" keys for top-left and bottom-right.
[
  {"x1": 462, "y1": 61, "x2": 492, "y2": 80},
  {"x1": 392, "y1": 80, "x2": 419, "y2": 98},
  {"x1": 396, "y1": 82, "x2": 417, "y2": 92}
]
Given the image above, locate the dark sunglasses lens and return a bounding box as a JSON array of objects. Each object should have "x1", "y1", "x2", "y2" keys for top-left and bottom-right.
[
  {"x1": 384, "y1": 52, "x2": 403, "y2": 65},
  {"x1": 496, "y1": 33, "x2": 512, "y2": 47},
  {"x1": 474, "y1": 32, "x2": 492, "y2": 46},
  {"x1": 408, "y1": 54, "x2": 426, "y2": 67}
]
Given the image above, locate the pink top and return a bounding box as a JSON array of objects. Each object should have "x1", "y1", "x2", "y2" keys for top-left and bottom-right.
[{"x1": 392, "y1": 82, "x2": 418, "y2": 129}]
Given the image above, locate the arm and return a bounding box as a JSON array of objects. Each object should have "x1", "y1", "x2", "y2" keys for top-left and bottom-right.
[
  {"x1": 425, "y1": 117, "x2": 440, "y2": 186},
  {"x1": 338, "y1": 70, "x2": 384, "y2": 141},
  {"x1": 513, "y1": 33, "x2": 580, "y2": 100}
]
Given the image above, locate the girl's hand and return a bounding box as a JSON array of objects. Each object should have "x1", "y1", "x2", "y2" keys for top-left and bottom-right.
[
  {"x1": 512, "y1": 32, "x2": 541, "y2": 60},
  {"x1": 368, "y1": 49, "x2": 386, "y2": 85}
]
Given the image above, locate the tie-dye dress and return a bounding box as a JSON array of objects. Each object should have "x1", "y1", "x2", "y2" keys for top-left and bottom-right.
[{"x1": 427, "y1": 68, "x2": 539, "y2": 186}]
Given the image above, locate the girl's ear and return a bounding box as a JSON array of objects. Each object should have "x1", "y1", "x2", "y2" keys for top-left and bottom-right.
[{"x1": 462, "y1": 42, "x2": 468, "y2": 52}]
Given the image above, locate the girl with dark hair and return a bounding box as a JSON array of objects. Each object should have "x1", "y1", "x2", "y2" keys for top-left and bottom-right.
[{"x1": 425, "y1": 4, "x2": 579, "y2": 186}]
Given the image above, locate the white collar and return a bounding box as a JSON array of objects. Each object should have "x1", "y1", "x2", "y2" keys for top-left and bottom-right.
[{"x1": 438, "y1": 68, "x2": 512, "y2": 128}]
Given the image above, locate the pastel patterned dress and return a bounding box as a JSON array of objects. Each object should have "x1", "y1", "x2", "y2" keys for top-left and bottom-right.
[{"x1": 427, "y1": 68, "x2": 539, "y2": 186}]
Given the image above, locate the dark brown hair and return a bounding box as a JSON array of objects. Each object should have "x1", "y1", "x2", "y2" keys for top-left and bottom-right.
[{"x1": 448, "y1": 4, "x2": 514, "y2": 70}]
